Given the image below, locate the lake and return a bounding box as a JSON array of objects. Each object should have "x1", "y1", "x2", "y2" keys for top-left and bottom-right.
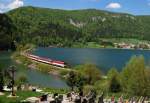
[
  {"x1": 0, "y1": 51, "x2": 68, "y2": 88},
  {"x1": 33, "y1": 47, "x2": 150, "y2": 72},
  {"x1": 1, "y1": 48, "x2": 150, "y2": 88}
]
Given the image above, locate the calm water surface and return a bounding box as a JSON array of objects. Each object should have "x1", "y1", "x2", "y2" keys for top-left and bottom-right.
[
  {"x1": 0, "y1": 51, "x2": 68, "y2": 88},
  {"x1": 33, "y1": 47, "x2": 150, "y2": 72},
  {"x1": 1, "y1": 48, "x2": 150, "y2": 88}
]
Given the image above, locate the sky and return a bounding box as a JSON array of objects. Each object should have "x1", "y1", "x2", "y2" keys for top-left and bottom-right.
[{"x1": 0, "y1": 0, "x2": 150, "y2": 15}]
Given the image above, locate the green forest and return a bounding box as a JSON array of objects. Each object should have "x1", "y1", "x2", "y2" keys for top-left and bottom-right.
[{"x1": 0, "y1": 6, "x2": 150, "y2": 50}]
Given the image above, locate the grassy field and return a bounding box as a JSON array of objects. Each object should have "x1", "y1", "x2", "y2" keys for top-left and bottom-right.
[
  {"x1": 72, "y1": 38, "x2": 150, "y2": 48},
  {"x1": 0, "y1": 91, "x2": 42, "y2": 103},
  {"x1": 99, "y1": 38, "x2": 150, "y2": 44}
]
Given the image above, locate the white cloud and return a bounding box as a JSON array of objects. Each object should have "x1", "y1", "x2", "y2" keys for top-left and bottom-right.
[
  {"x1": 0, "y1": 0, "x2": 24, "y2": 13},
  {"x1": 0, "y1": 10, "x2": 3, "y2": 13},
  {"x1": 8, "y1": 0, "x2": 24, "y2": 10},
  {"x1": 0, "y1": 3, "x2": 5, "y2": 9},
  {"x1": 106, "y1": 2, "x2": 122, "y2": 9}
]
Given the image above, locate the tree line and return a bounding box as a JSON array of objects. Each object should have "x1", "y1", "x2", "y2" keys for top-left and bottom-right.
[{"x1": 66, "y1": 56, "x2": 150, "y2": 97}]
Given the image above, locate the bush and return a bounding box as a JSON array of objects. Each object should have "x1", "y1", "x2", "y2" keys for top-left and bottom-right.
[
  {"x1": 121, "y1": 56, "x2": 149, "y2": 96},
  {"x1": 83, "y1": 85, "x2": 94, "y2": 95},
  {"x1": 94, "y1": 79, "x2": 109, "y2": 94},
  {"x1": 36, "y1": 63, "x2": 53, "y2": 73},
  {"x1": 59, "y1": 69, "x2": 69, "y2": 76},
  {"x1": 16, "y1": 73, "x2": 28, "y2": 85},
  {"x1": 107, "y1": 68, "x2": 122, "y2": 93},
  {"x1": 76, "y1": 64, "x2": 102, "y2": 85}
]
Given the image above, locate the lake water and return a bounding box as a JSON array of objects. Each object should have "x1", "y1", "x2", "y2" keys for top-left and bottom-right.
[
  {"x1": 1, "y1": 48, "x2": 150, "y2": 88},
  {"x1": 0, "y1": 51, "x2": 68, "y2": 88},
  {"x1": 33, "y1": 47, "x2": 150, "y2": 72}
]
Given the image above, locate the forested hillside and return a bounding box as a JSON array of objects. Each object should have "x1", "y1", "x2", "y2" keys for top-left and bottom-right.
[
  {"x1": 0, "y1": 6, "x2": 150, "y2": 49},
  {"x1": 0, "y1": 14, "x2": 16, "y2": 50}
]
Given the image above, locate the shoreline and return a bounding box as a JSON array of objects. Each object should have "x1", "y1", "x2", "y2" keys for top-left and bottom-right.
[
  {"x1": 23, "y1": 52, "x2": 71, "y2": 70},
  {"x1": 41, "y1": 46, "x2": 150, "y2": 51},
  {"x1": 10, "y1": 46, "x2": 150, "y2": 78},
  {"x1": 12, "y1": 51, "x2": 71, "y2": 78},
  {"x1": 11, "y1": 46, "x2": 150, "y2": 75}
]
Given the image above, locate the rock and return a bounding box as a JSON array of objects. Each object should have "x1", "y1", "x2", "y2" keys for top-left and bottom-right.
[
  {"x1": 26, "y1": 97, "x2": 40, "y2": 103},
  {"x1": 7, "y1": 94, "x2": 19, "y2": 98},
  {"x1": 0, "y1": 92, "x2": 4, "y2": 96}
]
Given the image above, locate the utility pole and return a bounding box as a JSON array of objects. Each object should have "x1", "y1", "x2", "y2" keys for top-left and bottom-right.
[{"x1": 9, "y1": 65, "x2": 16, "y2": 96}]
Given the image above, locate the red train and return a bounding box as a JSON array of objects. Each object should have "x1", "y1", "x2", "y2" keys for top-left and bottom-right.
[{"x1": 26, "y1": 53, "x2": 67, "y2": 68}]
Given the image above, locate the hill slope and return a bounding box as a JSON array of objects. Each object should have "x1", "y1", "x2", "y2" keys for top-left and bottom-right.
[
  {"x1": 0, "y1": 14, "x2": 16, "y2": 50},
  {"x1": 2, "y1": 6, "x2": 150, "y2": 47}
]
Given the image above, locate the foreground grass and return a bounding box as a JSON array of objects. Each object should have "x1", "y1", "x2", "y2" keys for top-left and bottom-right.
[
  {"x1": 0, "y1": 91, "x2": 42, "y2": 103},
  {"x1": 43, "y1": 87, "x2": 69, "y2": 94}
]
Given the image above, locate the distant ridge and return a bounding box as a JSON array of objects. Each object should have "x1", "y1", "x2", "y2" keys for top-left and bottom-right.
[{"x1": 0, "y1": 6, "x2": 150, "y2": 48}]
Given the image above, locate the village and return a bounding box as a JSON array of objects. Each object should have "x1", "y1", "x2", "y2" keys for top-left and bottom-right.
[{"x1": 114, "y1": 42, "x2": 150, "y2": 50}]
